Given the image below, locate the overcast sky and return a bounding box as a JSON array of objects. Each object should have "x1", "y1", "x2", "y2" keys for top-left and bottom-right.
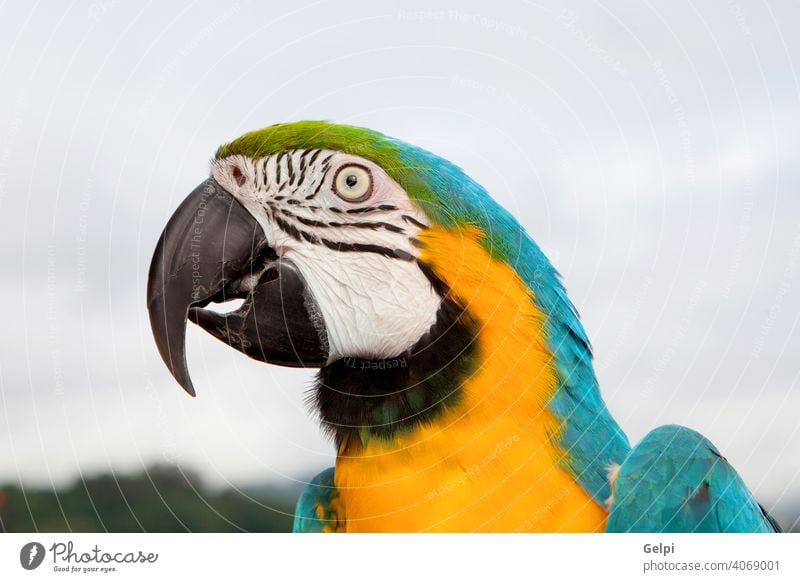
[{"x1": 1, "y1": 0, "x2": 798, "y2": 525}]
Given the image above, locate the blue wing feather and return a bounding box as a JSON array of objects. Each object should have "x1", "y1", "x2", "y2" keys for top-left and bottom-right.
[
  {"x1": 293, "y1": 467, "x2": 343, "y2": 533},
  {"x1": 606, "y1": 425, "x2": 780, "y2": 532}
]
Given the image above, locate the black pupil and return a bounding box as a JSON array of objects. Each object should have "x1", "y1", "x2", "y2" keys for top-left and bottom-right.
[{"x1": 345, "y1": 174, "x2": 358, "y2": 188}]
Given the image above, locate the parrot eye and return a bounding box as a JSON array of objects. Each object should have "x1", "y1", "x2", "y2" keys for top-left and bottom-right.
[{"x1": 333, "y1": 164, "x2": 372, "y2": 202}]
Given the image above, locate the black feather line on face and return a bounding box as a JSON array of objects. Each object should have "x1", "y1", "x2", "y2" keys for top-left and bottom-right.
[
  {"x1": 314, "y1": 272, "x2": 477, "y2": 446},
  {"x1": 287, "y1": 151, "x2": 296, "y2": 185},
  {"x1": 305, "y1": 169, "x2": 328, "y2": 200},
  {"x1": 307, "y1": 149, "x2": 322, "y2": 167},
  {"x1": 271, "y1": 212, "x2": 413, "y2": 261},
  {"x1": 346, "y1": 205, "x2": 398, "y2": 215},
  {"x1": 329, "y1": 221, "x2": 405, "y2": 233},
  {"x1": 318, "y1": 239, "x2": 414, "y2": 261},
  {"x1": 277, "y1": 207, "x2": 406, "y2": 234},
  {"x1": 298, "y1": 151, "x2": 308, "y2": 185},
  {"x1": 402, "y1": 214, "x2": 428, "y2": 229}
]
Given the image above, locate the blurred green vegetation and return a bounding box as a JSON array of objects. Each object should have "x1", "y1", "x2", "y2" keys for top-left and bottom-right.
[
  {"x1": 0, "y1": 465, "x2": 303, "y2": 532},
  {"x1": 2, "y1": 466, "x2": 796, "y2": 532}
]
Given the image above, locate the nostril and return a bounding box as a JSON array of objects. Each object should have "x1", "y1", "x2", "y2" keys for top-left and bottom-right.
[{"x1": 231, "y1": 165, "x2": 246, "y2": 186}]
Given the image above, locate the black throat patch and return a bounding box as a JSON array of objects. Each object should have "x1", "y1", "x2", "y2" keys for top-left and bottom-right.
[{"x1": 313, "y1": 269, "x2": 478, "y2": 446}]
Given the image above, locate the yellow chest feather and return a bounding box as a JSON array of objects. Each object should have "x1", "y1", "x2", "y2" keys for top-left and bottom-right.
[{"x1": 333, "y1": 227, "x2": 607, "y2": 532}]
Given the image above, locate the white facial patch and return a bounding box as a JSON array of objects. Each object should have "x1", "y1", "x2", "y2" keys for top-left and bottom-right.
[
  {"x1": 284, "y1": 245, "x2": 440, "y2": 361},
  {"x1": 210, "y1": 150, "x2": 441, "y2": 362}
]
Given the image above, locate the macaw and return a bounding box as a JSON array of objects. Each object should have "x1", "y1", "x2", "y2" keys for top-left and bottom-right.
[{"x1": 147, "y1": 121, "x2": 780, "y2": 533}]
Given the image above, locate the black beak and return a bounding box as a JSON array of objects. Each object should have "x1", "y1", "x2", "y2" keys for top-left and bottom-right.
[{"x1": 146, "y1": 178, "x2": 328, "y2": 396}]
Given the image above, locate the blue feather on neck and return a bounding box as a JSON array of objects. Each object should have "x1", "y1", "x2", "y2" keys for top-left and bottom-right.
[{"x1": 391, "y1": 138, "x2": 631, "y2": 504}]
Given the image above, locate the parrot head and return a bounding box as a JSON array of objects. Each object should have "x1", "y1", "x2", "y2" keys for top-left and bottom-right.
[{"x1": 148, "y1": 121, "x2": 581, "y2": 444}]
